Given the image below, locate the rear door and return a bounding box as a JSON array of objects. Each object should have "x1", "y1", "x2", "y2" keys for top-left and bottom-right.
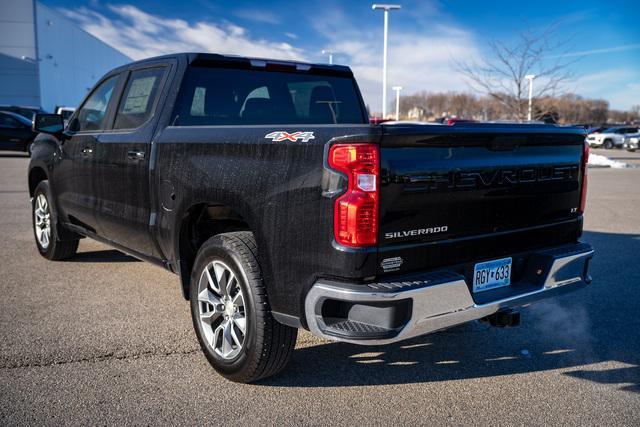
[{"x1": 92, "y1": 62, "x2": 171, "y2": 257}]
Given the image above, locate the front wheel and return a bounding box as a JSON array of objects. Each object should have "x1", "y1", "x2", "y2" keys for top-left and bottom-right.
[
  {"x1": 603, "y1": 139, "x2": 614, "y2": 149},
  {"x1": 190, "y1": 232, "x2": 297, "y2": 383},
  {"x1": 32, "y1": 181, "x2": 78, "y2": 260}
]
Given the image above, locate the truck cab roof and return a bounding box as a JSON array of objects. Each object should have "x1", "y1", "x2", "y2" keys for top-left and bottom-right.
[{"x1": 115, "y1": 52, "x2": 353, "y2": 77}]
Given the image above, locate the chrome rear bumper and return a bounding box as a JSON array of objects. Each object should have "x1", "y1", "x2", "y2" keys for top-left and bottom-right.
[{"x1": 305, "y1": 244, "x2": 594, "y2": 345}]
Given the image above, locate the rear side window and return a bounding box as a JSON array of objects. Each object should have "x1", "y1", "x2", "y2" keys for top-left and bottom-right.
[
  {"x1": 172, "y1": 66, "x2": 366, "y2": 126},
  {"x1": 113, "y1": 67, "x2": 165, "y2": 130}
]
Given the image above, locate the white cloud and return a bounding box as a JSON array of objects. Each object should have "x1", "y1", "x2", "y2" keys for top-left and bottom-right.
[
  {"x1": 310, "y1": 9, "x2": 483, "y2": 114},
  {"x1": 62, "y1": 5, "x2": 304, "y2": 61},
  {"x1": 63, "y1": 3, "x2": 482, "y2": 115},
  {"x1": 572, "y1": 69, "x2": 640, "y2": 110},
  {"x1": 549, "y1": 43, "x2": 640, "y2": 59},
  {"x1": 233, "y1": 8, "x2": 282, "y2": 25}
]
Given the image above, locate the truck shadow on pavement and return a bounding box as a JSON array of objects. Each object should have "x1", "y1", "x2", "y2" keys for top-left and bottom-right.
[
  {"x1": 262, "y1": 230, "x2": 640, "y2": 392},
  {"x1": 0, "y1": 152, "x2": 29, "y2": 158},
  {"x1": 73, "y1": 249, "x2": 141, "y2": 263}
]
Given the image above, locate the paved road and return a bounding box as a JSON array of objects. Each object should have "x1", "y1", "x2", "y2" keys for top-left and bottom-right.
[{"x1": 1, "y1": 151, "x2": 639, "y2": 425}]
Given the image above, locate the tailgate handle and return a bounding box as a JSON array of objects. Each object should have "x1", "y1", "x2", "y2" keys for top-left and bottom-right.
[{"x1": 488, "y1": 136, "x2": 526, "y2": 151}]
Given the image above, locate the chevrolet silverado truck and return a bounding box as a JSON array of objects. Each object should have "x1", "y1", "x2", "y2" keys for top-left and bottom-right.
[{"x1": 28, "y1": 53, "x2": 594, "y2": 383}]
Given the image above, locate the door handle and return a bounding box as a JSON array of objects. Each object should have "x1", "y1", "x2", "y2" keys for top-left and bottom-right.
[
  {"x1": 127, "y1": 150, "x2": 145, "y2": 160},
  {"x1": 81, "y1": 147, "x2": 93, "y2": 155}
]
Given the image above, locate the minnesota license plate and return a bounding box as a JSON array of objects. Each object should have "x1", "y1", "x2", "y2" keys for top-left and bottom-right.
[{"x1": 473, "y1": 257, "x2": 512, "y2": 293}]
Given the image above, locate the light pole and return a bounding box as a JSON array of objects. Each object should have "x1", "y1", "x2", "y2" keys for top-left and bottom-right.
[
  {"x1": 525, "y1": 74, "x2": 536, "y2": 122},
  {"x1": 392, "y1": 86, "x2": 403, "y2": 120},
  {"x1": 372, "y1": 3, "x2": 401, "y2": 118},
  {"x1": 321, "y1": 49, "x2": 334, "y2": 65}
]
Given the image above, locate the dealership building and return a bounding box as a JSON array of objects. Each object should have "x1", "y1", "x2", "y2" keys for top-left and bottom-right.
[{"x1": 0, "y1": 0, "x2": 131, "y2": 113}]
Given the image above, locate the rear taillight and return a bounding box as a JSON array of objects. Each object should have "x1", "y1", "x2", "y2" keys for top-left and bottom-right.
[
  {"x1": 579, "y1": 140, "x2": 589, "y2": 213},
  {"x1": 328, "y1": 143, "x2": 379, "y2": 247}
]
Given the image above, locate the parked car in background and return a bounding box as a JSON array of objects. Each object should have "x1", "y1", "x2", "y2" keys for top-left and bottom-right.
[
  {"x1": 0, "y1": 111, "x2": 37, "y2": 154},
  {"x1": 585, "y1": 126, "x2": 608, "y2": 134},
  {"x1": 445, "y1": 117, "x2": 478, "y2": 125},
  {"x1": 55, "y1": 106, "x2": 75, "y2": 126},
  {"x1": 369, "y1": 117, "x2": 391, "y2": 124},
  {"x1": 0, "y1": 105, "x2": 46, "y2": 120},
  {"x1": 586, "y1": 126, "x2": 639, "y2": 149},
  {"x1": 623, "y1": 133, "x2": 640, "y2": 152}
]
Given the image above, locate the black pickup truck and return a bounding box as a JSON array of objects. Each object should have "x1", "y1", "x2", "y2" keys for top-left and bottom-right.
[{"x1": 28, "y1": 53, "x2": 594, "y2": 383}]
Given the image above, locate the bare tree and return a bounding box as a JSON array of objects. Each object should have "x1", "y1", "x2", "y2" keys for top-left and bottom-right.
[{"x1": 455, "y1": 24, "x2": 576, "y2": 121}]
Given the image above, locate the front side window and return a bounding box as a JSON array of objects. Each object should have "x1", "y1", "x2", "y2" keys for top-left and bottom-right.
[
  {"x1": 73, "y1": 75, "x2": 118, "y2": 132},
  {"x1": 172, "y1": 66, "x2": 366, "y2": 126},
  {"x1": 60, "y1": 110, "x2": 74, "y2": 121},
  {"x1": 113, "y1": 67, "x2": 165, "y2": 130}
]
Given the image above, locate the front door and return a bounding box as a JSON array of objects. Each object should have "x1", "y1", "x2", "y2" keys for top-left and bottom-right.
[
  {"x1": 53, "y1": 73, "x2": 121, "y2": 232},
  {"x1": 92, "y1": 65, "x2": 169, "y2": 257}
]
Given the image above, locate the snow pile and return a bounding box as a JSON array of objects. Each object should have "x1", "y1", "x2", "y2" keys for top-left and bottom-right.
[{"x1": 588, "y1": 153, "x2": 629, "y2": 169}]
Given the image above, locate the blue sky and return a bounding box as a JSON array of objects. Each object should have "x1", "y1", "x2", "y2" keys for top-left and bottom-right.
[{"x1": 46, "y1": 0, "x2": 640, "y2": 111}]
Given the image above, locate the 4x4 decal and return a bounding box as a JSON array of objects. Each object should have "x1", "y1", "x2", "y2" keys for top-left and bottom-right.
[{"x1": 265, "y1": 131, "x2": 315, "y2": 142}]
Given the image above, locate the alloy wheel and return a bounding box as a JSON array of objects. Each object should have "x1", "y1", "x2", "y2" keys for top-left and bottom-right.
[
  {"x1": 34, "y1": 193, "x2": 51, "y2": 250},
  {"x1": 197, "y1": 260, "x2": 247, "y2": 360}
]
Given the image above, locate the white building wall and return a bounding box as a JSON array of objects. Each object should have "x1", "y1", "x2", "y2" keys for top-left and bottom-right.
[
  {"x1": 35, "y1": 2, "x2": 131, "y2": 112},
  {"x1": 0, "y1": 0, "x2": 40, "y2": 107}
]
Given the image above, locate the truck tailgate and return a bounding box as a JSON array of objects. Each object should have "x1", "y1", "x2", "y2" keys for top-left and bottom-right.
[{"x1": 377, "y1": 123, "x2": 587, "y2": 275}]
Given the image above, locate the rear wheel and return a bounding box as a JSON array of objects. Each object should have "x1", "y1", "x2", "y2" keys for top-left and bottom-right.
[
  {"x1": 189, "y1": 232, "x2": 297, "y2": 383},
  {"x1": 32, "y1": 181, "x2": 78, "y2": 260},
  {"x1": 603, "y1": 139, "x2": 614, "y2": 149}
]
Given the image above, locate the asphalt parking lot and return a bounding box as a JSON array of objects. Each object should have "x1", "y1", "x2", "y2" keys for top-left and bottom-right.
[{"x1": 1, "y1": 149, "x2": 639, "y2": 425}]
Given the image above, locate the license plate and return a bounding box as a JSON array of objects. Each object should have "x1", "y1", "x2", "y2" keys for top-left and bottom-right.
[{"x1": 473, "y1": 257, "x2": 512, "y2": 292}]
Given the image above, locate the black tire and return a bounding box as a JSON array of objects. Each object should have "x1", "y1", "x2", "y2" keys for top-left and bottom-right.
[
  {"x1": 603, "y1": 139, "x2": 613, "y2": 149},
  {"x1": 32, "y1": 181, "x2": 79, "y2": 260},
  {"x1": 189, "y1": 231, "x2": 297, "y2": 383},
  {"x1": 628, "y1": 149, "x2": 636, "y2": 153}
]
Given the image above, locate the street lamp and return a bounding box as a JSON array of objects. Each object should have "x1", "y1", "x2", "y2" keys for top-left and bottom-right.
[
  {"x1": 392, "y1": 86, "x2": 403, "y2": 120},
  {"x1": 525, "y1": 74, "x2": 536, "y2": 122},
  {"x1": 372, "y1": 3, "x2": 401, "y2": 118},
  {"x1": 321, "y1": 49, "x2": 334, "y2": 65},
  {"x1": 20, "y1": 55, "x2": 39, "y2": 63}
]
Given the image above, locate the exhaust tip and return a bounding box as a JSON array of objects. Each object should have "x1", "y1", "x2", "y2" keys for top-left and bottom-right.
[{"x1": 482, "y1": 309, "x2": 521, "y2": 328}]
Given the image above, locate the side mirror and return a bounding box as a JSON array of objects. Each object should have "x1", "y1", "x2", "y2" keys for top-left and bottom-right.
[{"x1": 33, "y1": 114, "x2": 64, "y2": 135}]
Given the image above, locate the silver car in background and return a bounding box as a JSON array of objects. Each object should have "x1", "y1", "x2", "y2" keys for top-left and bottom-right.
[
  {"x1": 623, "y1": 133, "x2": 640, "y2": 152},
  {"x1": 587, "y1": 126, "x2": 639, "y2": 149}
]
